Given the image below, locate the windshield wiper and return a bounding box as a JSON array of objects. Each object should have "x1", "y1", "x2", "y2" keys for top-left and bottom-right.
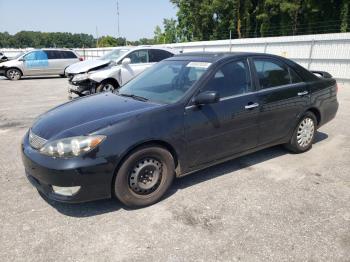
[{"x1": 118, "y1": 93, "x2": 149, "y2": 102}]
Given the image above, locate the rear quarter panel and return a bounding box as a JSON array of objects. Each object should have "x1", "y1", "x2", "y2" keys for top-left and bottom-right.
[{"x1": 309, "y1": 78, "x2": 338, "y2": 126}]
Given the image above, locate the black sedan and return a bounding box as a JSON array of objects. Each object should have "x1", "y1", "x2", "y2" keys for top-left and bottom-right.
[{"x1": 21, "y1": 52, "x2": 338, "y2": 207}]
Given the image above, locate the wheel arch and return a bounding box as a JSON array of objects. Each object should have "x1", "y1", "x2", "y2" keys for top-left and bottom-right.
[
  {"x1": 100, "y1": 78, "x2": 120, "y2": 88},
  {"x1": 110, "y1": 139, "x2": 180, "y2": 198},
  {"x1": 117, "y1": 140, "x2": 179, "y2": 171},
  {"x1": 306, "y1": 107, "x2": 321, "y2": 126},
  {"x1": 6, "y1": 67, "x2": 23, "y2": 75}
]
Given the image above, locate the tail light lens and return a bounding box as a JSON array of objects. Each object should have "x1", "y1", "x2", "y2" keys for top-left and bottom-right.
[{"x1": 79, "y1": 57, "x2": 84, "y2": 61}]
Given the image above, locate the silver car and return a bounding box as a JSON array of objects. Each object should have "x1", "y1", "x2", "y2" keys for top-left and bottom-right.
[
  {"x1": 0, "y1": 49, "x2": 82, "y2": 80},
  {"x1": 65, "y1": 46, "x2": 177, "y2": 98}
]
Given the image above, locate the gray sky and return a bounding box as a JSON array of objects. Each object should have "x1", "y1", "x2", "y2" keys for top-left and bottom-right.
[{"x1": 0, "y1": 0, "x2": 178, "y2": 40}]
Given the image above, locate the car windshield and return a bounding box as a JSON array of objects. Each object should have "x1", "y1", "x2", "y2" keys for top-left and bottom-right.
[
  {"x1": 99, "y1": 48, "x2": 130, "y2": 61},
  {"x1": 118, "y1": 60, "x2": 211, "y2": 104}
]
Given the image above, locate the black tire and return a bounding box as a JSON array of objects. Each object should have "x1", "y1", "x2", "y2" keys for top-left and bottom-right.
[
  {"x1": 96, "y1": 81, "x2": 118, "y2": 93},
  {"x1": 6, "y1": 68, "x2": 22, "y2": 80},
  {"x1": 59, "y1": 74, "x2": 66, "y2": 78},
  {"x1": 114, "y1": 146, "x2": 175, "y2": 208},
  {"x1": 285, "y1": 111, "x2": 317, "y2": 153}
]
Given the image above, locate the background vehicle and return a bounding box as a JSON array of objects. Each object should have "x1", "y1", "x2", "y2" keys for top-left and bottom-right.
[
  {"x1": 0, "y1": 52, "x2": 8, "y2": 62},
  {"x1": 21, "y1": 52, "x2": 338, "y2": 208},
  {"x1": 0, "y1": 49, "x2": 82, "y2": 80},
  {"x1": 65, "y1": 46, "x2": 177, "y2": 98}
]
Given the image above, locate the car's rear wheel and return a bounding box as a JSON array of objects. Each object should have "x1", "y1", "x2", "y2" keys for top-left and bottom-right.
[
  {"x1": 96, "y1": 81, "x2": 118, "y2": 93},
  {"x1": 114, "y1": 146, "x2": 175, "y2": 207},
  {"x1": 285, "y1": 111, "x2": 317, "y2": 153},
  {"x1": 6, "y1": 68, "x2": 22, "y2": 80}
]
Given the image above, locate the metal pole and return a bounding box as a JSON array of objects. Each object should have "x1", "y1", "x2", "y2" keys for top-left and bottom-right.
[
  {"x1": 264, "y1": 42, "x2": 268, "y2": 53},
  {"x1": 96, "y1": 26, "x2": 99, "y2": 48},
  {"x1": 229, "y1": 30, "x2": 232, "y2": 52},
  {"x1": 308, "y1": 40, "x2": 315, "y2": 70}
]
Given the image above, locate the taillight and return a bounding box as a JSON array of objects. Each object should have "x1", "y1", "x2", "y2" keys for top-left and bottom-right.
[{"x1": 79, "y1": 57, "x2": 84, "y2": 61}]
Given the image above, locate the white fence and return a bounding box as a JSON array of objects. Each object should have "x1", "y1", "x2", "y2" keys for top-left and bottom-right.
[{"x1": 2, "y1": 33, "x2": 350, "y2": 81}]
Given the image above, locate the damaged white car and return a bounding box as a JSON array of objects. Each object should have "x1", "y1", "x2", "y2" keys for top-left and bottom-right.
[{"x1": 65, "y1": 46, "x2": 177, "y2": 98}]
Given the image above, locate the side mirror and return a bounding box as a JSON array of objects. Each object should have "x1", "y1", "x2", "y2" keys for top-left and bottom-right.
[
  {"x1": 193, "y1": 91, "x2": 220, "y2": 105},
  {"x1": 121, "y1": 58, "x2": 131, "y2": 66}
]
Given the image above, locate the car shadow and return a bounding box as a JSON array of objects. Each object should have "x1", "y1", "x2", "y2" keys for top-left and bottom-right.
[
  {"x1": 40, "y1": 192, "x2": 123, "y2": 217},
  {"x1": 21, "y1": 76, "x2": 63, "y2": 80},
  {"x1": 44, "y1": 131, "x2": 328, "y2": 217},
  {"x1": 0, "y1": 76, "x2": 63, "y2": 81}
]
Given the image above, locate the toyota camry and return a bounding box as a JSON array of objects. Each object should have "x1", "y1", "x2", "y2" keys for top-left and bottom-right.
[{"x1": 21, "y1": 52, "x2": 338, "y2": 207}]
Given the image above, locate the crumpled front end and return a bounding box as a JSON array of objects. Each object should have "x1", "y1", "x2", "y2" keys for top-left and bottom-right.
[{"x1": 67, "y1": 74, "x2": 99, "y2": 99}]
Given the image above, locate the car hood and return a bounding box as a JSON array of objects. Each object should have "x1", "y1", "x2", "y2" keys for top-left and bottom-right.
[
  {"x1": 65, "y1": 59, "x2": 112, "y2": 74},
  {"x1": 31, "y1": 93, "x2": 161, "y2": 140},
  {"x1": 0, "y1": 59, "x2": 16, "y2": 67}
]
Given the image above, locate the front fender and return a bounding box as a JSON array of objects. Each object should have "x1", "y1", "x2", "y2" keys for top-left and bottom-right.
[{"x1": 89, "y1": 66, "x2": 121, "y2": 83}]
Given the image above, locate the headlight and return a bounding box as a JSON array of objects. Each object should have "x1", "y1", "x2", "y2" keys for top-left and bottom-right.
[
  {"x1": 40, "y1": 135, "x2": 105, "y2": 157},
  {"x1": 72, "y1": 73, "x2": 89, "y2": 82}
]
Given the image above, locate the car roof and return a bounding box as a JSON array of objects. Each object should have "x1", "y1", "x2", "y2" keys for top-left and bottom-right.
[
  {"x1": 27, "y1": 48, "x2": 76, "y2": 52},
  {"x1": 168, "y1": 52, "x2": 277, "y2": 63},
  {"x1": 127, "y1": 45, "x2": 177, "y2": 53}
]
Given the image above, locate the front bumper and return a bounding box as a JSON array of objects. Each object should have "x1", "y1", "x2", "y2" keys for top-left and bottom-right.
[
  {"x1": 68, "y1": 77, "x2": 98, "y2": 98},
  {"x1": 0, "y1": 67, "x2": 6, "y2": 76},
  {"x1": 21, "y1": 131, "x2": 116, "y2": 203}
]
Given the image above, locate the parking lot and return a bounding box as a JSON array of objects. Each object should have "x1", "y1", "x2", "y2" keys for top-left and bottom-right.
[{"x1": 0, "y1": 76, "x2": 349, "y2": 261}]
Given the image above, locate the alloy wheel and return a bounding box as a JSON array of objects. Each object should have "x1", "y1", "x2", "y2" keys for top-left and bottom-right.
[
  {"x1": 102, "y1": 84, "x2": 115, "y2": 92},
  {"x1": 296, "y1": 117, "x2": 315, "y2": 148},
  {"x1": 7, "y1": 69, "x2": 21, "y2": 80}
]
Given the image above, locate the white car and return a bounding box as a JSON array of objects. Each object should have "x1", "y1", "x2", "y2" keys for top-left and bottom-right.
[
  {"x1": 0, "y1": 49, "x2": 82, "y2": 80},
  {"x1": 65, "y1": 46, "x2": 177, "y2": 98}
]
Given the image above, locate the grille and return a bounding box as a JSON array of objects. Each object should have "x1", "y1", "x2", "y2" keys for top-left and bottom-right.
[{"x1": 29, "y1": 129, "x2": 47, "y2": 150}]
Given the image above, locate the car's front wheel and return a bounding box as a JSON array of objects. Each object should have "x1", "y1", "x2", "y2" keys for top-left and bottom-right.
[
  {"x1": 6, "y1": 68, "x2": 22, "y2": 80},
  {"x1": 285, "y1": 111, "x2": 317, "y2": 153},
  {"x1": 96, "y1": 81, "x2": 118, "y2": 93},
  {"x1": 114, "y1": 146, "x2": 175, "y2": 207}
]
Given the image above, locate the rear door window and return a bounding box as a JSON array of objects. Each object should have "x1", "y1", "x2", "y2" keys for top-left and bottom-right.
[
  {"x1": 61, "y1": 51, "x2": 77, "y2": 59},
  {"x1": 44, "y1": 50, "x2": 62, "y2": 59},
  {"x1": 253, "y1": 59, "x2": 291, "y2": 89},
  {"x1": 149, "y1": 49, "x2": 174, "y2": 62},
  {"x1": 289, "y1": 68, "x2": 303, "y2": 83}
]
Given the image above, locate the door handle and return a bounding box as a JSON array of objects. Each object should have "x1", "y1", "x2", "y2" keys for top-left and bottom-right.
[
  {"x1": 245, "y1": 103, "x2": 259, "y2": 110},
  {"x1": 297, "y1": 91, "x2": 309, "y2": 96}
]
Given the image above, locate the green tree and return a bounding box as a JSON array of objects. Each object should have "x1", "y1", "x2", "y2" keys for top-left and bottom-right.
[
  {"x1": 163, "y1": 18, "x2": 178, "y2": 43},
  {"x1": 154, "y1": 25, "x2": 166, "y2": 44},
  {"x1": 341, "y1": 0, "x2": 349, "y2": 32},
  {"x1": 169, "y1": 0, "x2": 349, "y2": 41},
  {"x1": 97, "y1": 36, "x2": 126, "y2": 47}
]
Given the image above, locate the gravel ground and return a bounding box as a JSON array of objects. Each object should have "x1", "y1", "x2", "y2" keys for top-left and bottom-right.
[{"x1": 0, "y1": 76, "x2": 349, "y2": 262}]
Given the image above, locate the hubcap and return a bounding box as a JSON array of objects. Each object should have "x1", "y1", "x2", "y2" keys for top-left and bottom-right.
[
  {"x1": 8, "y1": 70, "x2": 20, "y2": 80},
  {"x1": 102, "y1": 84, "x2": 114, "y2": 92},
  {"x1": 129, "y1": 158, "x2": 162, "y2": 195},
  {"x1": 297, "y1": 117, "x2": 315, "y2": 148}
]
